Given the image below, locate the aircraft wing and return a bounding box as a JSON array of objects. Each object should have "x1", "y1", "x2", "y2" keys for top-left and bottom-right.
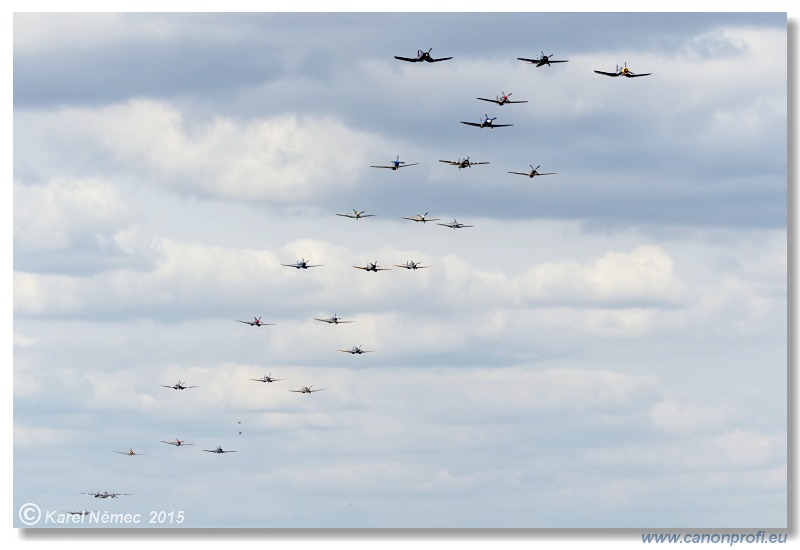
[
  {"x1": 308, "y1": 388, "x2": 326, "y2": 392},
  {"x1": 508, "y1": 171, "x2": 529, "y2": 176},
  {"x1": 430, "y1": 56, "x2": 453, "y2": 62},
  {"x1": 438, "y1": 160, "x2": 459, "y2": 165},
  {"x1": 352, "y1": 266, "x2": 368, "y2": 270},
  {"x1": 460, "y1": 121, "x2": 482, "y2": 127},
  {"x1": 235, "y1": 320, "x2": 254, "y2": 324},
  {"x1": 476, "y1": 97, "x2": 500, "y2": 104},
  {"x1": 490, "y1": 123, "x2": 513, "y2": 128},
  {"x1": 545, "y1": 60, "x2": 568, "y2": 64},
  {"x1": 594, "y1": 70, "x2": 620, "y2": 77},
  {"x1": 517, "y1": 57, "x2": 538, "y2": 63},
  {"x1": 394, "y1": 55, "x2": 420, "y2": 62},
  {"x1": 336, "y1": 213, "x2": 357, "y2": 218},
  {"x1": 471, "y1": 161, "x2": 490, "y2": 165},
  {"x1": 626, "y1": 72, "x2": 652, "y2": 78},
  {"x1": 506, "y1": 100, "x2": 529, "y2": 103},
  {"x1": 315, "y1": 318, "x2": 335, "y2": 323},
  {"x1": 370, "y1": 165, "x2": 395, "y2": 169},
  {"x1": 537, "y1": 172, "x2": 557, "y2": 175},
  {"x1": 396, "y1": 163, "x2": 419, "y2": 168}
]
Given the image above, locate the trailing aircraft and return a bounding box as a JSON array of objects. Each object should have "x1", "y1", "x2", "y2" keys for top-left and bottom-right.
[{"x1": 394, "y1": 48, "x2": 452, "y2": 63}]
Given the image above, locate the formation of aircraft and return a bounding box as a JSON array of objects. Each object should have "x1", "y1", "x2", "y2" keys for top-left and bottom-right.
[
  {"x1": 290, "y1": 385, "x2": 325, "y2": 393},
  {"x1": 354, "y1": 261, "x2": 391, "y2": 272},
  {"x1": 315, "y1": 313, "x2": 353, "y2": 324},
  {"x1": 203, "y1": 446, "x2": 237, "y2": 454},
  {"x1": 114, "y1": 448, "x2": 146, "y2": 456},
  {"x1": 518, "y1": 52, "x2": 569, "y2": 67},
  {"x1": 236, "y1": 316, "x2": 275, "y2": 327},
  {"x1": 394, "y1": 48, "x2": 452, "y2": 63},
  {"x1": 477, "y1": 91, "x2": 528, "y2": 106},
  {"x1": 394, "y1": 260, "x2": 430, "y2": 270},
  {"x1": 336, "y1": 209, "x2": 375, "y2": 219},
  {"x1": 339, "y1": 345, "x2": 372, "y2": 354},
  {"x1": 461, "y1": 114, "x2": 512, "y2": 129},
  {"x1": 508, "y1": 164, "x2": 557, "y2": 178},
  {"x1": 161, "y1": 380, "x2": 197, "y2": 390},
  {"x1": 438, "y1": 219, "x2": 474, "y2": 229},
  {"x1": 282, "y1": 258, "x2": 322, "y2": 269},
  {"x1": 439, "y1": 157, "x2": 490, "y2": 169},
  {"x1": 402, "y1": 212, "x2": 441, "y2": 223},
  {"x1": 370, "y1": 155, "x2": 419, "y2": 170},
  {"x1": 161, "y1": 439, "x2": 194, "y2": 447},
  {"x1": 81, "y1": 491, "x2": 130, "y2": 499},
  {"x1": 250, "y1": 373, "x2": 284, "y2": 383},
  {"x1": 594, "y1": 62, "x2": 651, "y2": 78}
]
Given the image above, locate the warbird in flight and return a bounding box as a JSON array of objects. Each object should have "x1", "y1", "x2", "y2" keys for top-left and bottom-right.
[
  {"x1": 315, "y1": 313, "x2": 353, "y2": 324},
  {"x1": 461, "y1": 114, "x2": 512, "y2": 129},
  {"x1": 438, "y1": 219, "x2": 474, "y2": 230},
  {"x1": 290, "y1": 385, "x2": 325, "y2": 393},
  {"x1": 82, "y1": 491, "x2": 130, "y2": 499},
  {"x1": 336, "y1": 209, "x2": 375, "y2": 220},
  {"x1": 161, "y1": 380, "x2": 197, "y2": 390},
  {"x1": 282, "y1": 258, "x2": 322, "y2": 269},
  {"x1": 353, "y1": 261, "x2": 391, "y2": 272},
  {"x1": 439, "y1": 157, "x2": 490, "y2": 169},
  {"x1": 394, "y1": 48, "x2": 452, "y2": 63},
  {"x1": 250, "y1": 373, "x2": 284, "y2": 383},
  {"x1": 518, "y1": 52, "x2": 569, "y2": 67},
  {"x1": 477, "y1": 91, "x2": 528, "y2": 106},
  {"x1": 394, "y1": 260, "x2": 430, "y2": 270},
  {"x1": 236, "y1": 316, "x2": 275, "y2": 327},
  {"x1": 508, "y1": 164, "x2": 557, "y2": 178},
  {"x1": 370, "y1": 155, "x2": 419, "y2": 170},
  {"x1": 402, "y1": 212, "x2": 441, "y2": 223},
  {"x1": 339, "y1": 345, "x2": 373, "y2": 355},
  {"x1": 203, "y1": 446, "x2": 237, "y2": 454},
  {"x1": 594, "y1": 62, "x2": 651, "y2": 78},
  {"x1": 161, "y1": 439, "x2": 194, "y2": 447},
  {"x1": 114, "y1": 448, "x2": 146, "y2": 456}
]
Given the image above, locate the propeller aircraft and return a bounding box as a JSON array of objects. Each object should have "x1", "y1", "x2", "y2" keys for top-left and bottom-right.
[
  {"x1": 282, "y1": 258, "x2": 322, "y2": 269},
  {"x1": 336, "y1": 209, "x2": 375, "y2": 219},
  {"x1": 461, "y1": 114, "x2": 512, "y2": 129},
  {"x1": 402, "y1": 212, "x2": 441, "y2": 223},
  {"x1": 290, "y1": 385, "x2": 326, "y2": 393},
  {"x1": 161, "y1": 439, "x2": 194, "y2": 447},
  {"x1": 236, "y1": 316, "x2": 275, "y2": 327},
  {"x1": 439, "y1": 157, "x2": 490, "y2": 169},
  {"x1": 438, "y1": 219, "x2": 474, "y2": 229},
  {"x1": 508, "y1": 164, "x2": 557, "y2": 178},
  {"x1": 114, "y1": 448, "x2": 146, "y2": 456},
  {"x1": 353, "y1": 261, "x2": 391, "y2": 272},
  {"x1": 250, "y1": 373, "x2": 284, "y2": 383},
  {"x1": 518, "y1": 52, "x2": 569, "y2": 67},
  {"x1": 339, "y1": 345, "x2": 373, "y2": 354},
  {"x1": 315, "y1": 313, "x2": 353, "y2": 324},
  {"x1": 370, "y1": 155, "x2": 419, "y2": 170},
  {"x1": 203, "y1": 446, "x2": 237, "y2": 454},
  {"x1": 161, "y1": 380, "x2": 197, "y2": 390},
  {"x1": 394, "y1": 48, "x2": 452, "y2": 63},
  {"x1": 81, "y1": 491, "x2": 130, "y2": 499},
  {"x1": 394, "y1": 260, "x2": 430, "y2": 270},
  {"x1": 477, "y1": 91, "x2": 528, "y2": 106},
  {"x1": 594, "y1": 62, "x2": 651, "y2": 78}
]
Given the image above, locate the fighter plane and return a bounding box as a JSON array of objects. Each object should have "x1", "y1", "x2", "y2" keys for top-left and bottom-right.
[
  {"x1": 250, "y1": 373, "x2": 284, "y2": 383},
  {"x1": 236, "y1": 316, "x2": 275, "y2": 327},
  {"x1": 336, "y1": 209, "x2": 375, "y2": 219},
  {"x1": 394, "y1": 48, "x2": 452, "y2": 63},
  {"x1": 161, "y1": 439, "x2": 194, "y2": 447},
  {"x1": 477, "y1": 91, "x2": 528, "y2": 106},
  {"x1": 161, "y1": 380, "x2": 197, "y2": 390},
  {"x1": 594, "y1": 62, "x2": 651, "y2": 78},
  {"x1": 438, "y1": 219, "x2": 474, "y2": 229},
  {"x1": 290, "y1": 385, "x2": 326, "y2": 393},
  {"x1": 282, "y1": 258, "x2": 322, "y2": 269},
  {"x1": 82, "y1": 491, "x2": 130, "y2": 499},
  {"x1": 370, "y1": 155, "x2": 419, "y2": 170},
  {"x1": 439, "y1": 157, "x2": 490, "y2": 169},
  {"x1": 518, "y1": 52, "x2": 569, "y2": 67},
  {"x1": 508, "y1": 164, "x2": 557, "y2": 178},
  {"x1": 402, "y1": 212, "x2": 441, "y2": 223},
  {"x1": 394, "y1": 260, "x2": 430, "y2": 270},
  {"x1": 461, "y1": 114, "x2": 512, "y2": 129},
  {"x1": 353, "y1": 261, "x2": 391, "y2": 272},
  {"x1": 315, "y1": 313, "x2": 353, "y2": 324},
  {"x1": 339, "y1": 345, "x2": 373, "y2": 354},
  {"x1": 114, "y1": 448, "x2": 146, "y2": 456},
  {"x1": 203, "y1": 446, "x2": 237, "y2": 454},
  {"x1": 67, "y1": 510, "x2": 90, "y2": 516}
]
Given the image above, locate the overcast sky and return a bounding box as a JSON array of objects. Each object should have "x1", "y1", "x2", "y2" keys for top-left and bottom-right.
[{"x1": 9, "y1": 6, "x2": 792, "y2": 537}]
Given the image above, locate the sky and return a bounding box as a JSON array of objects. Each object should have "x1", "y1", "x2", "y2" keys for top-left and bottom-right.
[{"x1": 8, "y1": 3, "x2": 794, "y2": 540}]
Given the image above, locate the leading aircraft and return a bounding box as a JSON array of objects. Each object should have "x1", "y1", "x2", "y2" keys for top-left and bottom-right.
[
  {"x1": 518, "y1": 52, "x2": 569, "y2": 67},
  {"x1": 394, "y1": 48, "x2": 452, "y2": 63},
  {"x1": 161, "y1": 380, "x2": 197, "y2": 390},
  {"x1": 353, "y1": 261, "x2": 391, "y2": 272},
  {"x1": 290, "y1": 385, "x2": 325, "y2": 393},
  {"x1": 370, "y1": 155, "x2": 419, "y2": 170},
  {"x1": 439, "y1": 157, "x2": 490, "y2": 169},
  {"x1": 508, "y1": 164, "x2": 557, "y2": 178},
  {"x1": 336, "y1": 209, "x2": 375, "y2": 220},
  {"x1": 315, "y1": 313, "x2": 353, "y2": 324},
  {"x1": 594, "y1": 62, "x2": 651, "y2": 78},
  {"x1": 114, "y1": 448, "x2": 146, "y2": 456},
  {"x1": 438, "y1": 219, "x2": 474, "y2": 229},
  {"x1": 402, "y1": 212, "x2": 441, "y2": 223},
  {"x1": 394, "y1": 260, "x2": 430, "y2": 270},
  {"x1": 250, "y1": 373, "x2": 284, "y2": 383},
  {"x1": 339, "y1": 345, "x2": 373, "y2": 354},
  {"x1": 204, "y1": 446, "x2": 237, "y2": 454},
  {"x1": 282, "y1": 258, "x2": 322, "y2": 269},
  {"x1": 477, "y1": 91, "x2": 528, "y2": 106},
  {"x1": 236, "y1": 316, "x2": 275, "y2": 327},
  {"x1": 161, "y1": 439, "x2": 194, "y2": 447},
  {"x1": 82, "y1": 491, "x2": 130, "y2": 499},
  {"x1": 460, "y1": 114, "x2": 512, "y2": 129}
]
